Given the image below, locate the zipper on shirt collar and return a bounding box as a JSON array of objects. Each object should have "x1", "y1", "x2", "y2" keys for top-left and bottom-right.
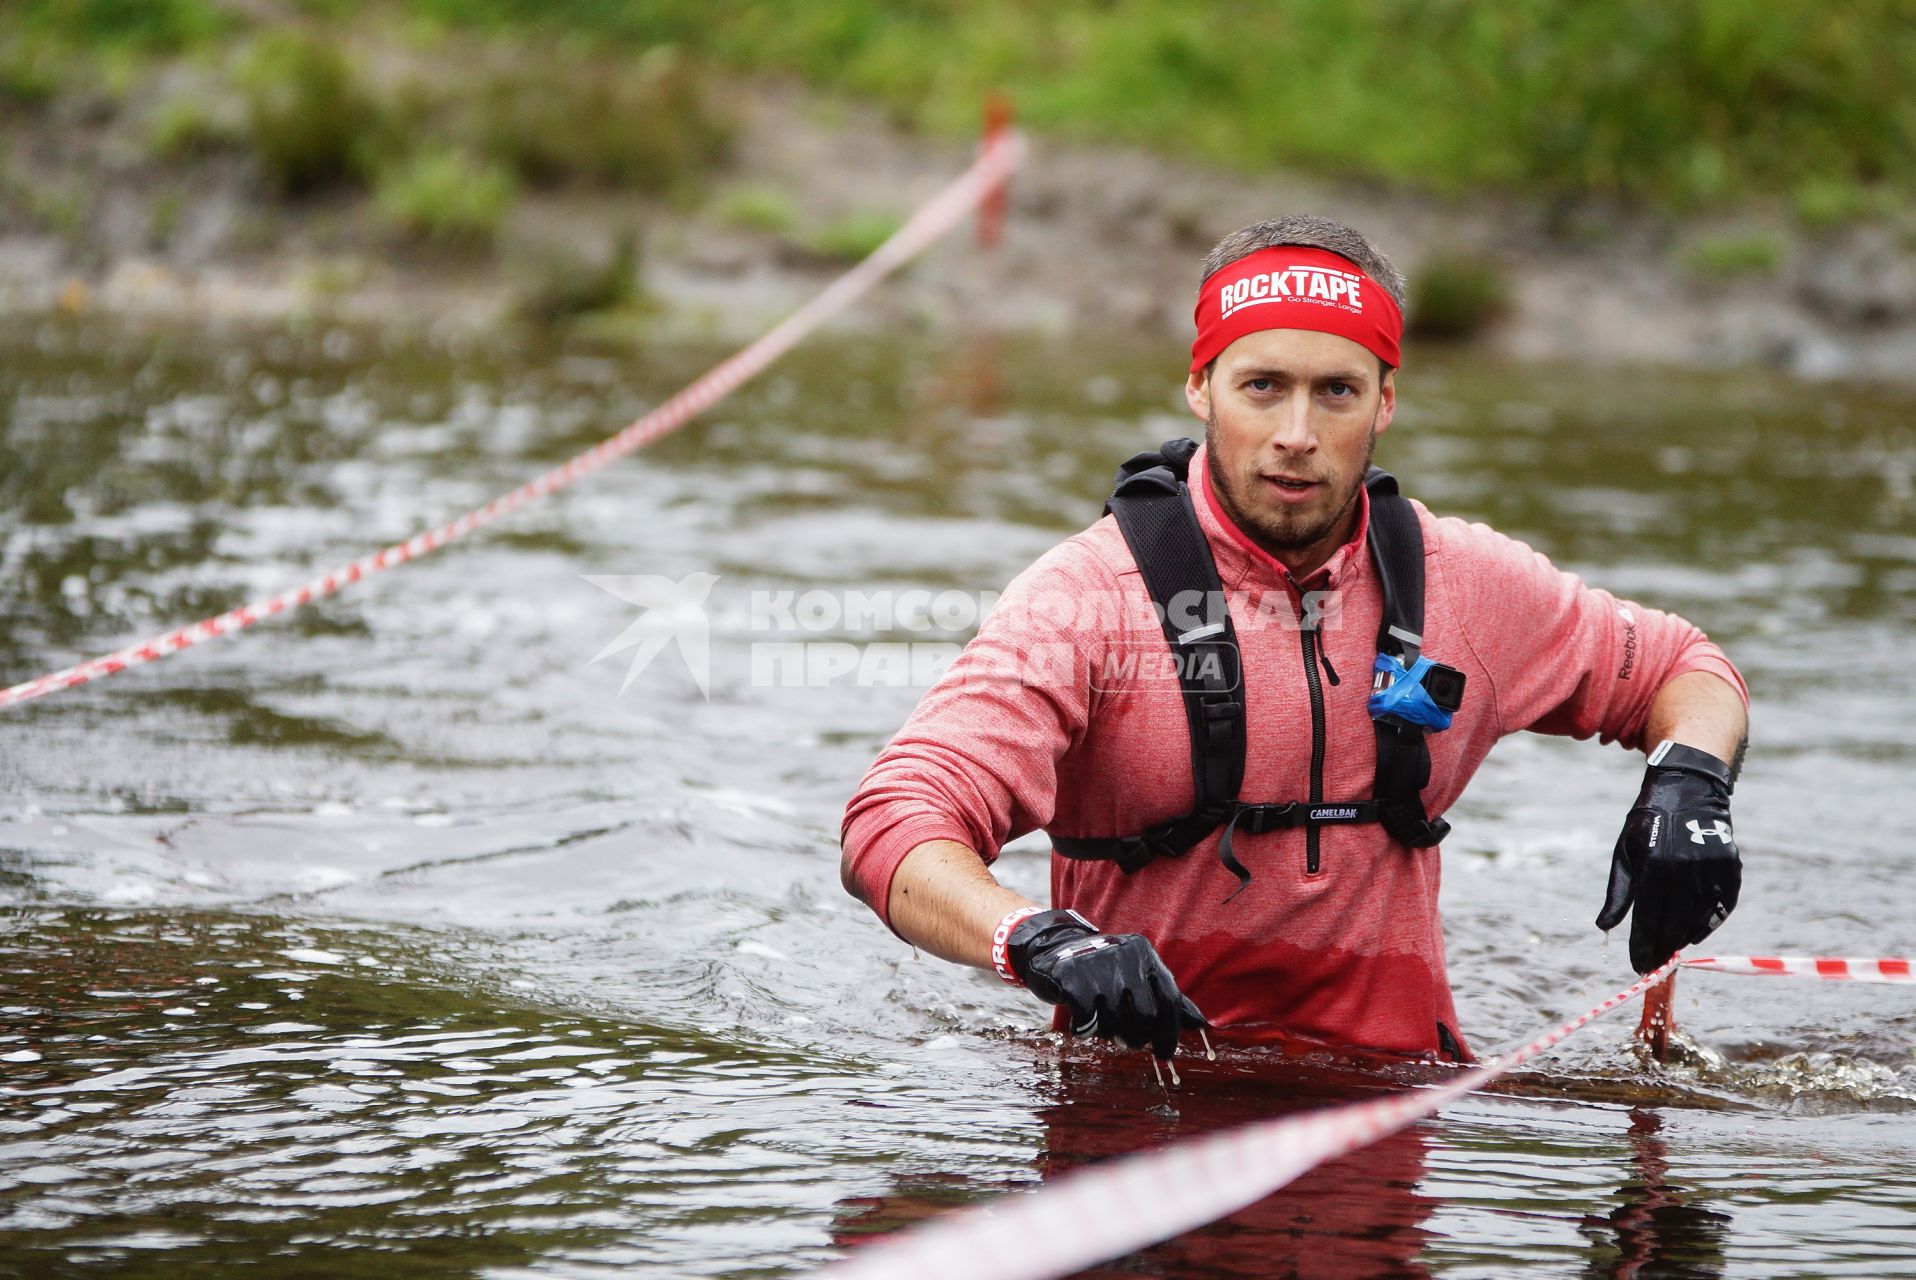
[
  {"x1": 1315, "y1": 635, "x2": 1339, "y2": 686},
  {"x1": 1277, "y1": 565, "x2": 1340, "y2": 690},
  {"x1": 1298, "y1": 614, "x2": 1330, "y2": 875}
]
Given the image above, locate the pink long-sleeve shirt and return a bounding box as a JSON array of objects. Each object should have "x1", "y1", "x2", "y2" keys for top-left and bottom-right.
[{"x1": 841, "y1": 443, "x2": 1746, "y2": 1057}]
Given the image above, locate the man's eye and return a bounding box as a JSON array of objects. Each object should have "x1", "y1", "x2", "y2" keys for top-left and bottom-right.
[
  {"x1": 1248, "y1": 378, "x2": 1273, "y2": 392},
  {"x1": 1326, "y1": 381, "x2": 1354, "y2": 397}
]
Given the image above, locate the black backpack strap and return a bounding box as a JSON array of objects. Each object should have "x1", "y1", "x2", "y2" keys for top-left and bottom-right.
[
  {"x1": 1054, "y1": 456, "x2": 1450, "y2": 879},
  {"x1": 1365, "y1": 468, "x2": 1423, "y2": 664},
  {"x1": 1108, "y1": 435, "x2": 1198, "y2": 503},
  {"x1": 1051, "y1": 439, "x2": 1243, "y2": 870},
  {"x1": 1365, "y1": 468, "x2": 1450, "y2": 848}
]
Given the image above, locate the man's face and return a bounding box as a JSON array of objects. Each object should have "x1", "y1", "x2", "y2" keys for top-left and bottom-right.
[{"x1": 1185, "y1": 327, "x2": 1395, "y2": 574}]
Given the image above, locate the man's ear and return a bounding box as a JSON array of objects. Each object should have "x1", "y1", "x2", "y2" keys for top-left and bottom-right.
[
  {"x1": 1184, "y1": 368, "x2": 1212, "y2": 424},
  {"x1": 1374, "y1": 367, "x2": 1396, "y2": 435}
]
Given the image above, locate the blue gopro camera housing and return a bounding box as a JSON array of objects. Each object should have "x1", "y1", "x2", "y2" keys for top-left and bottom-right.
[{"x1": 1368, "y1": 653, "x2": 1466, "y2": 731}]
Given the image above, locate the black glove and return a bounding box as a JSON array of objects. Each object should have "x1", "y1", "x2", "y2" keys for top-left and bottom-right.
[
  {"x1": 1597, "y1": 741, "x2": 1742, "y2": 973},
  {"x1": 1007, "y1": 909, "x2": 1208, "y2": 1060}
]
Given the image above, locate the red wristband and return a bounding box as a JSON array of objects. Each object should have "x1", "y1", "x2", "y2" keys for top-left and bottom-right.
[{"x1": 991, "y1": 906, "x2": 1046, "y2": 985}]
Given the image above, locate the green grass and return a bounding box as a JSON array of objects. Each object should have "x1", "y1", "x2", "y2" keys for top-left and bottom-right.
[
  {"x1": 146, "y1": 90, "x2": 242, "y2": 159},
  {"x1": 1681, "y1": 232, "x2": 1785, "y2": 279},
  {"x1": 386, "y1": 0, "x2": 1916, "y2": 212},
  {"x1": 147, "y1": 187, "x2": 183, "y2": 245},
  {"x1": 15, "y1": 0, "x2": 1916, "y2": 214},
  {"x1": 12, "y1": 0, "x2": 234, "y2": 52},
  {"x1": 0, "y1": 159, "x2": 91, "y2": 237},
  {"x1": 458, "y1": 46, "x2": 730, "y2": 191},
  {"x1": 0, "y1": 38, "x2": 65, "y2": 104},
  {"x1": 1792, "y1": 178, "x2": 1900, "y2": 230},
  {"x1": 715, "y1": 183, "x2": 797, "y2": 235},
  {"x1": 373, "y1": 147, "x2": 514, "y2": 247},
  {"x1": 803, "y1": 211, "x2": 900, "y2": 262},
  {"x1": 1407, "y1": 252, "x2": 1510, "y2": 342},
  {"x1": 235, "y1": 30, "x2": 379, "y2": 194}
]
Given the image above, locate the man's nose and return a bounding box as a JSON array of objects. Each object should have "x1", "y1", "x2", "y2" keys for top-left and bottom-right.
[{"x1": 1266, "y1": 392, "x2": 1318, "y2": 454}]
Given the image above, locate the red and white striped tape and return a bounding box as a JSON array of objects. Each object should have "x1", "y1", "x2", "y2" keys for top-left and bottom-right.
[
  {"x1": 825, "y1": 958, "x2": 1680, "y2": 1280},
  {"x1": 1685, "y1": 954, "x2": 1913, "y2": 982},
  {"x1": 0, "y1": 133, "x2": 1024, "y2": 712}
]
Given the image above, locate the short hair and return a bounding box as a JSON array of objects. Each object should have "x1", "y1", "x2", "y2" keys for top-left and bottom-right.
[{"x1": 1199, "y1": 215, "x2": 1406, "y2": 311}]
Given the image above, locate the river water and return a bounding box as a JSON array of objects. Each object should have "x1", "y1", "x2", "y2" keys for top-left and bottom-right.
[{"x1": 2, "y1": 315, "x2": 1914, "y2": 1277}]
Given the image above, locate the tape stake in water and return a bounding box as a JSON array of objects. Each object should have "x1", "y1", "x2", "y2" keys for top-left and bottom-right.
[
  {"x1": 824, "y1": 959, "x2": 1680, "y2": 1280},
  {"x1": 978, "y1": 92, "x2": 1013, "y2": 249},
  {"x1": 0, "y1": 133, "x2": 1024, "y2": 712},
  {"x1": 1636, "y1": 971, "x2": 1676, "y2": 1062}
]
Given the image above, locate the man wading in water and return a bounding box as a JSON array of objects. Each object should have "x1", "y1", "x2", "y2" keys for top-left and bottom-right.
[{"x1": 840, "y1": 216, "x2": 1748, "y2": 1063}]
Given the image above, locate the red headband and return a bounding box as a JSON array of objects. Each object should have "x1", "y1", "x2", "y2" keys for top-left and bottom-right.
[{"x1": 1190, "y1": 246, "x2": 1402, "y2": 373}]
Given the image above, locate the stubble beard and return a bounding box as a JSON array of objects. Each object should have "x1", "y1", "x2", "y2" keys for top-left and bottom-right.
[{"x1": 1205, "y1": 408, "x2": 1378, "y2": 562}]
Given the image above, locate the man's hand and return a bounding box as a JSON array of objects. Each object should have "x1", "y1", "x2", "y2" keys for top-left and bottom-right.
[
  {"x1": 1597, "y1": 741, "x2": 1741, "y2": 973},
  {"x1": 1005, "y1": 909, "x2": 1207, "y2": 1060}
]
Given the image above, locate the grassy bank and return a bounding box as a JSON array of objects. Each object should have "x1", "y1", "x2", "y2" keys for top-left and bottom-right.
[
  {"x1": 476, "y1": 0, "x2": 1916, "y2": 218},
  {"x1": 11, "y1": 0, "x2": 1916, "y2": 216},
  {"x1": 4, "y1": 2, "x2": 734, "y2": 254}
]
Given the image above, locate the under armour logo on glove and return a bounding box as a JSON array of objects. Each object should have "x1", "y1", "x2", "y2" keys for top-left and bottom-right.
[{"x1": 1686, "y1": 818, "x2": 1733, "y2": 845}]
